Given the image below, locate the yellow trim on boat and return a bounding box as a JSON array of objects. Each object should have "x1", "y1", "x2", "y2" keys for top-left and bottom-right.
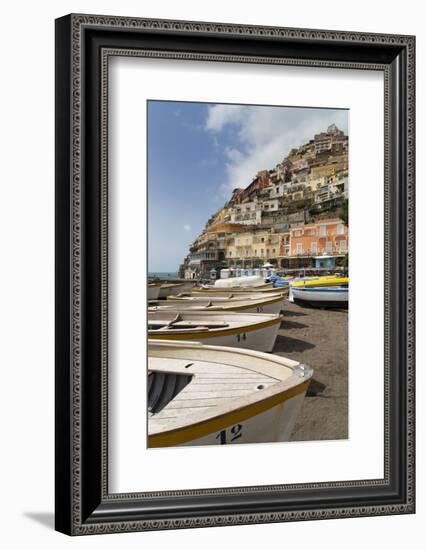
[
  {"x1": 169, "y1": 290, "x2": 287, "y2": 299},
  {"x1": 291, "y1": 277, "x2": 348, "y2": 289},
  {"x1": 225, "y1": 296, "x2": 284, "y2": 312},
  {"x1": 148, "y1": 316, "x2": 282, "y2": 341},
  {"x1": 192, "y1": 287, "x2": 277, "y2": 294},
  {"x1": 148, "y1": 380, "x2": 309, "y2": 447}
]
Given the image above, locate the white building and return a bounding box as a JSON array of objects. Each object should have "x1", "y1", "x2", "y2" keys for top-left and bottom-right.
[
  {"x1": 261, "y1": 198, "x2": 280, "y2": 212},
  {"x1": 230, "y1": 201, "x2": 262, "y2": 225},
  {"x1": 270, "y1": 182, "x2": 292, "y2": 197}
]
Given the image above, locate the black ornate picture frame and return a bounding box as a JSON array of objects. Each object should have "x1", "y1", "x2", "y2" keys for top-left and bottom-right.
[{"x1": 55, "y1": 14, "x2": 415, "y2": 535}]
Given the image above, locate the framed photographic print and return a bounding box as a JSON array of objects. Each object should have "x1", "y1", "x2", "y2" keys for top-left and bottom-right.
[{"x1": 55, "y1": 14, "x2": 415, "y2": 535}]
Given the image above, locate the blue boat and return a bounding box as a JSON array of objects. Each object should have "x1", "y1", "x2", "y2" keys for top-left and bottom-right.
[{"x1": 291, "y1": 286, "x2": 348, "y2": 309}]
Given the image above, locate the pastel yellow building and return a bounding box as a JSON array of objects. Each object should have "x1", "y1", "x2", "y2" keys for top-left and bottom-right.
[
  {"x1": 233, "y1": 232, "x2": 254, "y2": 261},
  {"x1": 251, "y1": 230, "x2": 280, "y2": 261}
]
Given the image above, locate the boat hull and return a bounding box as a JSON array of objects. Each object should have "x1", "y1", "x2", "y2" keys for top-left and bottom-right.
[
  {"x1": 213, "y1": 300, "x2": 284, "y2": 314},
  {"x1": 147, "y1": 285, "x2": 161, "y2": 300},
  {"x1": 212, "y1": 275, "x2": 270, "y2": 289},
  {"x1": 179, "y1": 391, "x2": 306, "y2": 446},
  {"x1": 149, "y1": 318, "x2": 281, "y2": 352},
  {"x1": 158, "y1": 283, "x2": 185, "y2": 298},
  {"x1": 151, "y1": 296, "x2": 285, "y2": 314},
  {"x1": 178, "y1": 281, "x2": 196, "y2": 293},
  {"x1": 291, "y1": 276, "x2": 348, "y2": 289},
  {"x1": 192, "y1": 287, "x2": 284, "y2": 295},
  {"x1": 290, "y1": 287, "x2": 348, "y2": 308}
]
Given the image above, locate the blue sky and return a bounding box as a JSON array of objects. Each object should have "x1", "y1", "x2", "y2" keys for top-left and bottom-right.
[{"x1": 148, "y1": 101, "x2": 348, "y2": 272}]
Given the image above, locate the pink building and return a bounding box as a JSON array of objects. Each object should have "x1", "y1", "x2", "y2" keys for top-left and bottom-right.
[{"x1": 289, "y1": 218, "x2": 348, "y2": 257}]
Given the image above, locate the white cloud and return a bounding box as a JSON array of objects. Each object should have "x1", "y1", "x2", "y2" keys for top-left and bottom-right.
[
  {"x1": 204, "y1": 104, "x2": 349, "y2": 197},
  {"x1": 183, "y1": 224, "x2": 191, "y2": 232},
  {"x1": 205, "y1": 104, "x2": 245, "y2": 132},
  {"x1": 224, "y1": 146, "x2": 244, "y2": 163}
]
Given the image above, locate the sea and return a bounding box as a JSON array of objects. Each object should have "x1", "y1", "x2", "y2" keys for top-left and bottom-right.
[{"x1": 148, "y1": 272, "x2": 179, "y2": 278}]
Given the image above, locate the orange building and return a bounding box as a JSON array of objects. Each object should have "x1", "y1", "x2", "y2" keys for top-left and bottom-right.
[
  {"x1": 289, "y1": 218, "x2": 348, "y2": 257},
  {"x1": 279, "y1": 233, "x2": 291, "y2": 257}
]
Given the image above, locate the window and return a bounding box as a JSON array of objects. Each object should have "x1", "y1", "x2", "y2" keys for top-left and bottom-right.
[
  {"x1": 325, "y1": 241, "x2": 333, "y2": 253},
  {"x1": 296, "y1": 243, "x2": 303, "y2": 255},
  {"x1": 261, "y1": 237, "x2": 265, "y2": 243},
  {"x1": 319, "y1": 225, "x2": 327, "y2": 237},
  {"x1": 311, "y1": 242, "x2": 318, "y2": 254},
  {"x1": 228, "y1": 251, "x2": 232, "y2": 257},
  {"x1": 339, "y1": 239, "x2": 347, "y2": 252},
  {"x1": 337, "y1": 223, "x2": 345, "y2": 235},
  {"x1": 272, "y1": 248, "x2": 276, "y2": 254},
  {"x1": 261, "y1": 249, "x2": 264, "y2": 256},
  {"x1": 254, "y1": 250, "x2": 257, "y2": 256}
]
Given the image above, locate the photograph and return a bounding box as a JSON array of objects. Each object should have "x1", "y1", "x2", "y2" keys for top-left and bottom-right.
[{"x1": 147, "y1": 101, "x2": 349, "y2": 448}]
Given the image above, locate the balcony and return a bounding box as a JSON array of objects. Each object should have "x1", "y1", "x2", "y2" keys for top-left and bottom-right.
[
  {"x1": 290, "y1": 249, "x2": 345, "y2": 258},
  {"x1": 189, "y1": 251, "x2": 219, "y2": 263}
]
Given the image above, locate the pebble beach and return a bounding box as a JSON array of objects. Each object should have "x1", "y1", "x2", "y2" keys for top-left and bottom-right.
[{"x1": 274, "y1": 300, "x2": 348, "y2": 441}]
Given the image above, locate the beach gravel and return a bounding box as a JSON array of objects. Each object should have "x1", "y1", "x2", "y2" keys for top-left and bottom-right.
[{"x1": 274, "y1": 300, "x2": 348, "y2": 441}]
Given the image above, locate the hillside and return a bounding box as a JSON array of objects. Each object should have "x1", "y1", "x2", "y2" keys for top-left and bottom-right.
[{"x1": 180, "y1": 124, "x2": 349, "y2": 278}]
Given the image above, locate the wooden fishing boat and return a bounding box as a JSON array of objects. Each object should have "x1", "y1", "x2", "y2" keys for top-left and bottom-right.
[
  {"x1": 192, "y1": 285, "x2": 285, "y2": 295},
  {"x1": 170, "y1": 291, "x2": 286, "y2": 302},
  {"x1": 290, "y1": 286, "x2": 349, "y2": 308},
  {"x1": 147, "y1": 283, "x2": 162, "y2": 301},
  {"x1": 175, "y1": 280, "x2": 196, "y2": 293},
  {"x1": 158, "y1": 282, "x2": 186, "y2": 298},
  {"x1": 149, "y1": 294, "x2": 285, "y2": 314},
  {"x1": 148, "y1": 311, "x2": 282, "y2": 352},
  {"x1": 147, "y1": 340, "x2": 313, "y2": 447},
  {"x1": 290, "y1": 276, "x2": 348, "y2": 289}
]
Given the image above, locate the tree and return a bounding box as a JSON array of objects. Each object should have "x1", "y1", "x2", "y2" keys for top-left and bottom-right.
[
  {"x1": 336, "y1": 253, "x2": 349, "y2": 271},
  {"x1": 340, "y1": 198, "x2": 349, "y2": 225}
]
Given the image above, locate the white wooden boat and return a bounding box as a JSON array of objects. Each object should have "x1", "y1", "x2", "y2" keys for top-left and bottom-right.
[
  {"x1": 147, "y1": 283, "x2": 162, "y2": 300},
  {"x1": 212, "y1": 275, "x2": 270, "y2": 289},
  {"x1": 176, "y1": 281, "x2": 196, "y2": 293},
  {"x1": 148, "y1": 340, "x2": 313, "y2": 447},
  {"x1": 148, "y1": 311, "x2": 282, "y2": 352},
  {"x1": 158, "y1": 283, "x2": 186, "y2": 298},
  {"x1": 149, "y1": 294, "x2": 285, "y2": 314},
  {"x1": 173, "y1": 290, "x2": 286, "y2": 300},
  {"x1": 192, "y1": 286, "x2": 285, "y2": 295},
  {"x1": 290, "y1": 276, "x2": 348, "y2": 289},
  {"x1": 290, "y1": 286, "x2": 348, "y2": 308}
]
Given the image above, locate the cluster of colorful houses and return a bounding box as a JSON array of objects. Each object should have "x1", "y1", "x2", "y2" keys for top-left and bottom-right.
[{"x1": 180, "y1": 124, "x2": 349, "y2": 279}]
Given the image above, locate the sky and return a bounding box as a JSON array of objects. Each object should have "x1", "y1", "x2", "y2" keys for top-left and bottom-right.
[{"x1": 147, "y1": 101, "x2": 348, "y2": 273}]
